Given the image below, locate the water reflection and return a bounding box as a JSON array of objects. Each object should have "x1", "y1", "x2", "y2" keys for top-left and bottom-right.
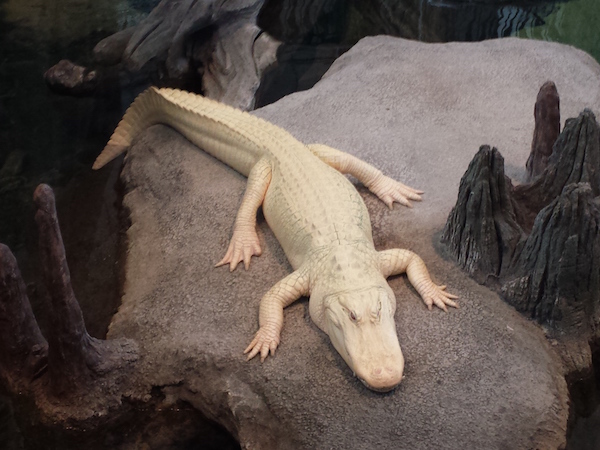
[
  {"x1": 256, "y1": 0, "x2": 560, "y2": 105},
  {"x1": 518, "y1": 0, "x2": 600, "y2": 61},
  {"x1": 258, "y1": 0, "x2": 559, "y2": 43},
  {"x1": 415, "y1": 0, "x2": 557, "y2": 41}
]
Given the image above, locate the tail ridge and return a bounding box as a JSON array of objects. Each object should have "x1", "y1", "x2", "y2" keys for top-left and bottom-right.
[{"x1": 93, "y1": 87, "x2": 162, "y2": 170}]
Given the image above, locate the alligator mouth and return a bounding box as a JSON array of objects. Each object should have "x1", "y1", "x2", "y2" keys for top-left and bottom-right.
[
  {"x1": 329, "y1": 326, "x2": 404, "y2": 392},
  {"x1": 356, "y1": 376, "x2": 398, "y2": 392},
  {"x1": 356, "y1": 375, "x2": 399, "y2": 392}
]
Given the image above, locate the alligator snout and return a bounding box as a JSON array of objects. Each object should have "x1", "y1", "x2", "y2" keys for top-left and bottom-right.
[
  {"x1": 355, "y1": 356, "x2": 404, "y2": 392},
  {"x1": 319, "y1": 284, "x2": 406, "y2": 392}
]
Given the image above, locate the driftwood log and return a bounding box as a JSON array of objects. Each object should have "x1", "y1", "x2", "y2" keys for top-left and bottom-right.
[
  {"x1": 442, "y1": 84, "x2": 600, "y2": 375},
  {"x1": 43, "y1": 1, "x2": 560, "y2": 111},
  {"x1": 44, "y1": 0, "x2": 280, "y2": 110},
  {"x1": 0, "y1": 184, "x2": 137, "y2": 408}
]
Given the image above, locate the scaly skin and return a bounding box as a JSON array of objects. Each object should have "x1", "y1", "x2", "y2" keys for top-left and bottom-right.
[{"x1": 94, "y1": 87, "x2": 458, "y2": 392}]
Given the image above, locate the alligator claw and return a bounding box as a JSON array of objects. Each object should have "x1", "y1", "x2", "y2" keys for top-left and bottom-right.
[
  {"x1": 422, "y1": 283, "x2": 459, "y2": 311},
  {"x1": 216, "y1": 227, "x2": 262, "y2": 271},
  {"x1": 244, "y1": 327, "x2": 280, "y2": 362},
  {"x1": 369, "y1": 174, "x2": 423, "y2": 209}
]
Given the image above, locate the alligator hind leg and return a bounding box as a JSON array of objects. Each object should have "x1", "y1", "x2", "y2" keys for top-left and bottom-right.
[
  {"x1": 307, "y1": 143, "x2": 423, "y2": 209},
  {"x1": 216, "y1": 158, "x2": 272, "y2": 271},
  {"x1": 378, "y1": 249, "x2": 458, "y2": 311}
]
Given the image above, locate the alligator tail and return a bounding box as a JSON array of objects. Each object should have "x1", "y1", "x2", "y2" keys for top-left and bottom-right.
[
  {"x1": 93, "y1": 87, "x2": 164, "y2": 170},
  {"x1": 93, "y1": 87, "x2": 275, "y2": 176}
]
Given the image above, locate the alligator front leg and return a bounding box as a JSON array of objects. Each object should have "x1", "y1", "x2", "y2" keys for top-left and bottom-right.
[
  {"x1": 245, "y1": 267, "x2": 310, "y2": 362},
  {"x1": 307, "y1": 143, "x2": 423, "y2": 208},
  {"x1": 378, "y1": 249, "x2": 458, "y2": 311},
  {"x1": 216, "y1": 158, "x2": 272, "y2": 271}
]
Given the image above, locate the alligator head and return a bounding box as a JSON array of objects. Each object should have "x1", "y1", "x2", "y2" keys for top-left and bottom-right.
[
  {"x1": 309, "y1": 244, "x2": 405, "y2": 393},
  {"x1": 321, "y1": 285, "x2": 404, "y2": 391}
]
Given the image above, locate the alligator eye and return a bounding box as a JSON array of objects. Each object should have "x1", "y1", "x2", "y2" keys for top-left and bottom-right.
[{"x1": 349, "y1": 311, "x2": 357, "y2": 321}]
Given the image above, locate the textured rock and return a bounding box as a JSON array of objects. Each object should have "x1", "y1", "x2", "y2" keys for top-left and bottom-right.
[
  {"x1": 526, "y1": 81, "x2": 560, "y2": 180},
  {"x1": 107, "y1": 36, "x2": 600, "y2": 449},
  {"x1": 44, "y1": 60, "x2": 98, "y2": 96}
]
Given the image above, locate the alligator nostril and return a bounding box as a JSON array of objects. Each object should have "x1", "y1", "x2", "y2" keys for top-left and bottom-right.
[{"x1": 372, "y1": 368, "x2": 382, "y2": 376}]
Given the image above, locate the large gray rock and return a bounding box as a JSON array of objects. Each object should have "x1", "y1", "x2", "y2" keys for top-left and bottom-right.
[{"x1": 98, "y1": 36, "x2": 600, "y2": 448}]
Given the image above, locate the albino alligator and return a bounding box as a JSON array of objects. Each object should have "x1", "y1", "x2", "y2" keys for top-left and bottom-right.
[{"x1": 94, "y1": 87, "x2": 458, "y2": 392}]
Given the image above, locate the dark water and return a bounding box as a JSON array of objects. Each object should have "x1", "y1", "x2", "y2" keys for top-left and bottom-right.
[
  {"x1": 0, "y1": 0, "x2": 599, "y2": 448},
  {"x1": 256, "y1": 0, "x2": 599, "y2": 105}
]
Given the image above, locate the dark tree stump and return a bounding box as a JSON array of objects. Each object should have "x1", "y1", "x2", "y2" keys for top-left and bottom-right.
[
  {"x1": 33, "y1": 184, "x2": 138, "y2": 397},
  {"x1": 514, "y1": 109, "x2": 600, "y2": 230},
  {"x1": 441, "y1": 146, "x2": 523, "y2": 283},
  {"x1": 442, "y1": 91, "x2": 600, "y2": 346},
  {"x1": 526, "y1": 81, "x2": 560, "y2": 180},
  {"x1": 0, "y1": 245, "x2": 48, "y2": 389},
  {"x1": 502, "y1": 183, "x2": 600, "y2": 331}
]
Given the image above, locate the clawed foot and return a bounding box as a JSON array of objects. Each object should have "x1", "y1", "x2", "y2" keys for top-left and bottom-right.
[
  {"x1": 421, "y1": 284, "x2": 459, "y2": 312},
  {"x1": 215, "y1": 227, "x2": 261, "y2": 271},
  {"x1": 244, "y1": 326, "x2": 280, "y2": 362},
  {"x1": 369, "y1": 173, "x2": 423, "y2": 209}
]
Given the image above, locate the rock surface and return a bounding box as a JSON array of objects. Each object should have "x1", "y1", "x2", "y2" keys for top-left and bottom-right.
[
  {"x1": 44, "y1": 59, "x2": 98, "y2": 96},
  {"x1": 100, "y1": 37, "x2": 600, "y2": 449}
]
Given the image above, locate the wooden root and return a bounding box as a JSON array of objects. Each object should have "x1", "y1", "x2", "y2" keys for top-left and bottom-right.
[
  {"x1": 44, "y1": 0, "x2": 280, "y2": 110},
  {"x1": 0, "y1": 245, "x2": 48, "y2": 390},
  {"x1": 502, "y1": 184, "x2": 600, "y2": 328},
  {"x1": 526, "y1": 80, "x2": 560, "y2": 180},
  {"x1": 441, "y1": 146, "x2": 522, "y2": 283},
  {"x1": 33, "y1": 184, "x2": 138, "y2": 397},
  {"x1": 1, "y1": 184, "x2": 137, "y2": 400}
]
